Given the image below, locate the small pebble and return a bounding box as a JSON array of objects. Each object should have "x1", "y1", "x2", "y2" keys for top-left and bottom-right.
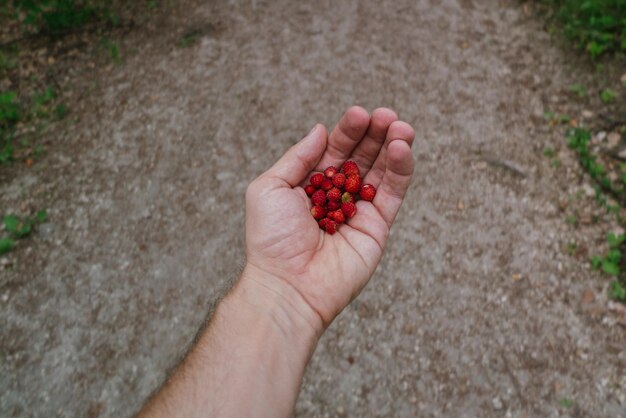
[{"x1": 492, "y1": 397, "x2": 503, "y2": 410}]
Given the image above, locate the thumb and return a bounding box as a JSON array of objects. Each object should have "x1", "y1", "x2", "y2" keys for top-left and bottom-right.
[{"x1": 264, "y1": 124, "x2": 327, "y2": 187}]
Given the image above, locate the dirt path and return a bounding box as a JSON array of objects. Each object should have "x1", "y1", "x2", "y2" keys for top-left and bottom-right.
[{"x1": 2, "y1": 0, "x2": 625, "y2": 417}]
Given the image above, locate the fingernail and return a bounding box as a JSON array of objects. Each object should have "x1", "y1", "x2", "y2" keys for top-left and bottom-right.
[{"x1": 307, "y1": 124, "x2": 319, "y2": 137}]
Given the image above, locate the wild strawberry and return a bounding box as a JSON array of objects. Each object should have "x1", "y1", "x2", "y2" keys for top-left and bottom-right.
[
  {"x1": 329, "y1": 209, "x2": 345, "y2": 224},
  {"x1": 344, "y1": 175, "x2": 361, "y2": 193},
  {"x1": 311, "y1": 205, "x2": 326, "y2": 220},
  {"x1": 359, "y1": 184, "x2": 376, "y2": 201},
  {"x1": 341, "y1": 192, "x2": 355, "y2": 203},
  {"x1": 341, "y1": 202, "x2": 357, "y2": 219},
  {"x1": 332, "y1": 173, "x2": 345, "y2": 188},
  {"x1": 304, "y1": 184, "x2": 317, "y2": 196},
  {"x1": 318, "y1": 217, "x2": 330, "y2": 230},
  {"x1": 310, "y1": 173, "x2": 325, "y2": 187},
  {"x1": 341, "y1": 160, "x2": 359, "y2": 177},
  {"x1": 327, "y1": 187, "x2": 341, "y2": 201},
  {"x1": 324, "y1": 166, "x2": 338, "y2": 178},
  {"x1": 327, "y1": 200, "x2": 340, "y2": 211},
  {"x1": 311, "y1": 189, "x2": 326, "y2": 206},
  {"x1": 321, "y1": 178, "x2": 333, "y2": 191},
  {"x1": 324, "y1": 219, "x2": 338, "y2": 235}
]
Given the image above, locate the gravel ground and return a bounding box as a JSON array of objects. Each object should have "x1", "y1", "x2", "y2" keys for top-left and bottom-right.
[{"x1": 1, "y1": 0, "x2": 625, "y2": 417}]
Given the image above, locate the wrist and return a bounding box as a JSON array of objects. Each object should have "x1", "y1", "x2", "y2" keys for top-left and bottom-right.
[
  {"x1": 232, "y1": 264, "x2": 324, "y2": 341},
  {"x1": 143, "y1": 266, "x2": 324, "y2": 418},
  {"x1": 202, "y1": 265, "x2": 323, "y2": 416}
]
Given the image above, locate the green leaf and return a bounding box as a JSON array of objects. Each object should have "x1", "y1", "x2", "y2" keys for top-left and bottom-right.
[
  {"x1": 607, "y1": 233, "x2": 625, "y2": 248},
  {"x1": 0, "y1": 91, "x2": 20, "y2": 123},
  {"x1": 0, "y1": 237, "x2": 15, "y2": 255},
  {"x1": 54, "y1": 103, "x2": 68, "y2": 120},
  {"x1": 607, "y1": 249, "x2": 622, "y2": 263},
  {"x1": 565, "y1": 215, "x2": 578, "y2": 225},
  {"x1": 35, "y1": 210, "x2": 47, "y2": 222},
  {"x1": 3, "y1": 214, "x2": 19, "y2": 234},
  {"x1": 591, "y1": 255, "x2": 602, "y2": 269},
  {"x1": 569, "y1": 84, "x2": 587, "y2": 98},
  {"x1": 560, "y1": 398, "x2": 573, "y2": 408},
  {"x1": 587, "y1": 41, "x2": 605, "y2": 57},
  {"x1": 600, "y1": 88, "x2": 616, "y2": 104},
  {"x1": 3, "y1": 214, "x2": 32, "y2": 238},
  {"x1": 602, "y1": 260, "x2": 620, "y2": 276},
  {"x1": 609, "y1": 281, "x2": 626, "y2": 301},
  {"x1": 0, "y1": 144, "x2": 14, "y2": 164},
  {"x1": 15, "y1": 223, "x2": 31, "y2": 238}
]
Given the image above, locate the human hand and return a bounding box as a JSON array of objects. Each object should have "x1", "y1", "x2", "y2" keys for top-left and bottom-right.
[{"x1": 243, "y1": 107, "x2": 415, "y2": 331}]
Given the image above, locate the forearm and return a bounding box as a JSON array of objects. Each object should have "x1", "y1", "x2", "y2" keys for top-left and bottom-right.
[{"x1": 139, "y1": 265, "x2": 323, "y2": 418}]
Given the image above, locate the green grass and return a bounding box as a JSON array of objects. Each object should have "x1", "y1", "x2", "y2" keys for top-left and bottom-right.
[
  {"x1": 544, "y1": 111, "x2": 572, "y2": 124},
  {"x1": 100, "y1": 37, "x2": 121, "y2": 64},
  {"x1": 569, "y1": 83, "x2": 587, "y2": 97},
  {"x1": 591, "y1": 233, "x2": 626, "y2": 301},
  {"x1": 600, "y1": 88, "x2": 617, "y2": 103},
  {"x1": 610, "y1": 279, "x2": 626, "y2": 299},
  {"x1": 1, "y1": 1, "x2": 161, "y2": 36},
  {"x1": 566, "y1": 241, "x2": 579, "y2": 255},
  {"x1": 543, "y1": 146, "x2": 557, "y2": 157},
  {"x1": 568, "y1": 128, "x2": 613, "y2": 191},
  {"x1": 0, "y1": 92, "x2": 20, "y2": 163},
  {"x1": 0, "y1": 88, "x2": 68, "y2": 164},
  {"x1": 567, "y1": 128, "x2": 626, "y2": 301},
  {"x1": 542, "y1": 0, "x2": 626, "y2": 57},
  {"x1": 2, "y1": 0, "x2": 100, "y2": 33},
  {"x1": 549, "y1": 2, "x2": 626, "y2": 303},
  {"x1": 179, "y1": 32, "x2": 201, "y2": 48},
  {"x1": 0, "y1": 210, "x2": 47, "y2": 255},
  {"x1": 591, "y1": 232, "x2": 624, "y2": 275}
]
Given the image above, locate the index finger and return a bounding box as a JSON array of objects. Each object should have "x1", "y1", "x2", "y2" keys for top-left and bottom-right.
[{"x1": 314, "y1": 106, "x2": 370, "y2": 171}]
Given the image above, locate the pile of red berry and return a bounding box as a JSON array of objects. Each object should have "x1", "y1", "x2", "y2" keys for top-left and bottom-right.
[{"x1": 304, "y1": 160, "x2": 376, "y2": 235}]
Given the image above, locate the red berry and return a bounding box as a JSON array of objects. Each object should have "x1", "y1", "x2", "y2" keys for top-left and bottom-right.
[
  {"x1": 321, "y1": 178, "x2": 333, "y2": 191},
  {"x1": 311, "y1": 189, "x2": 326, "y2": 206},
  {"x1": 318, "y1": 217, "x2": 330, "y2": 230},
  {"x1": 341, "y1": 192, "x2": 355, "y2": 204},
  {"x1": 341, "y1": 202, "x2": 357, "y2": 219},
  {"x1": 311, "y1": 205, "x2": 326, "y2": 220},
  {"x1": 327, "y1": 187, "x2": 341, "y2": 201},
  {"x1": 330, "y1": 209, "x2": 345, "y2": 224},
  {"x1": 304, "y1": 185, "x2": 317, "y2": 196},
  {"x1": 332, "y1": 173, "x2": 345, "y2": 188},
  {"x1": 327, "y1": 200, "x2": 340, "y2": 211},
  {"x1": 341, "y1": 160, "x2": 359, "y2": 177},
  {"x1": 344, "y1": 175, "x2": 361, "y2": 193},
  {"x1": 324, "y1": 166, "x2": 338, "y2": 178},
  {"x1": 324, "y1": 219, "x2": 338, "y2": 235},
  {"x1": 310, "y1": 173, "x2": 325, "y2": 187},
  {"x1": 359, "y1": 184, "x2": 376, "y2": 201}
]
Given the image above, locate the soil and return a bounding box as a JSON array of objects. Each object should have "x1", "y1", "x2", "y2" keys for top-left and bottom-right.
[{"x1": 1, "y1": 0, "x2": 625, "y2": 417}]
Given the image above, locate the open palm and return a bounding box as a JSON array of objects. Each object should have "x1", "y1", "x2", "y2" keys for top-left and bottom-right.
[{"x1": 245, "y1": 107, "x2": 415, "y2": 326}]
